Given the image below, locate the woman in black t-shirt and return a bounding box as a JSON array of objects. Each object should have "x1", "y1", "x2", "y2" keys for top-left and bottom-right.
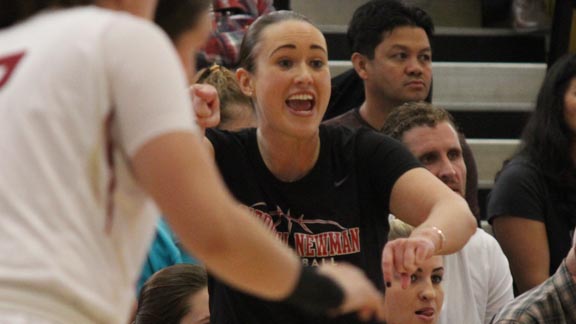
[
  {"x1": 194, "y1": 10, "x2": 476, "y2": 323},
  {"x1": 488, "y1": 54, "x2": 576, "y2": 295}
]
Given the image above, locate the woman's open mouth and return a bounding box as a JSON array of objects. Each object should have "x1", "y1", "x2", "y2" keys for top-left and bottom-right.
[{"x1": 286, "y1": 93, "x2": 315, "y2": 114}]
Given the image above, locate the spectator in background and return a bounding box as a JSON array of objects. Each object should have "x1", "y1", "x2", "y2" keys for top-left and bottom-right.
[
  {"x1": 324, "y1": 0, "x2": 433, "y2": 131},
  {"x1": 197, "y1": 0, "x2": 275, "y2": 68},
  {"x1": 138, "y1": 218, "x2": 200, "y2": 292},
  {"x1": 135, "y1": 264, "x2": 210, "y2": 324},
  {"x1": 195, "y1": 64, "x2": 256, "y2": 130},
  {"x1": 385, "y1": 219, "x2": 445, "y2": 324},
  {"x1": 491, "y1": 229, "x2": 576, "y2": 324},
  {"x1": 487, "y1": 54, "x2": 576, "y2": 295},
  {"x1": 382, "y1": 102, "x2": 513, "y2": 324},
  {"x1": 324, "y1": 0, "x2": 481, "y2": 223}
]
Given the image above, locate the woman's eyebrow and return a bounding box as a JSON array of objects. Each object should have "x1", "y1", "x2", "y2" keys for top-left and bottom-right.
[
  {"x1": 270, "y1": 43, "x2": 327, "y2": 57},
  {"x1": 270, "y1": 44, "x2": 296, "y2": 57},
  {"x1": 310, "y1": 44, "x2": 327, "y2": 53}
]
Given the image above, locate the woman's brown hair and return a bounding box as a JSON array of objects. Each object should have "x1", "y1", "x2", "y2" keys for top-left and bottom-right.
[{"x1": 135, "y1": 264, "x2": 208, "y2": 324}]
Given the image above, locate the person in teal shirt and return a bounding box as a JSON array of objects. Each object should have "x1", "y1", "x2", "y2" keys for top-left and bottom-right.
[{"x1": 138, "y1": 218, "x2": 199, "y2": 291}]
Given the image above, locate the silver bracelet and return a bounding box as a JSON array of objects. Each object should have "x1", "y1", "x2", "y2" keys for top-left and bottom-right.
[{"x1": 431, "y1": 226, "x2": 446, "y2": 253}]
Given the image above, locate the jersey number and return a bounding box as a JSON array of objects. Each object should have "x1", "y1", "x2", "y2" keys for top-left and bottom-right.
[{"x1": 0, "y1": 51, "x2": 26, "y2": 90}]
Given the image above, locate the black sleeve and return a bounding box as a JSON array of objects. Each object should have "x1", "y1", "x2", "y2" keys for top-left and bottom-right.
[
  {"x1": 205, "y1": 128, "x2": 256, "y2": 189},
  {"x1": 487, "y1": 160, "x2": 546, "y2": 223},
  {"x1": 356, "y1": 130, "x2": 422, "y2": 202},
  {"x1": 206, "y1": 127, "x2": 225, "y2": 146},
  {"x1": 205, "y1": 128, "x2": 252, "y2": 164},
  {"x1": 205, "y1": 128, "x2": 230, "y2": 153}
]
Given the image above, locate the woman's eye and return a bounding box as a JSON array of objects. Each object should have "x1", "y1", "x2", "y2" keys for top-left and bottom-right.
[
  {"x1": 310, "y1": 59, "x2": 325, "y2": 69},
  {"x1": 278, "y1": 59, "x2": 293, "y2": 68},
  {"x1": 431, "y1": 275, "x2": 443, "y2": 284},
  {"x1": 410, "y1": 274, "x2": 418, "y2": 283}
]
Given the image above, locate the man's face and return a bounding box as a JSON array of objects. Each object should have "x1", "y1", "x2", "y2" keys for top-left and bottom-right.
[
  {"x1": 401, "y1": 121, "x2": 467, "y2": 196},
  {"x1": 363, "y1": 26, "x2": 432, "y2": 108}
]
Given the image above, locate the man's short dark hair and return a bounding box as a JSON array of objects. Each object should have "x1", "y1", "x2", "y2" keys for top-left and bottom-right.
[{"x1": 347, "y1": 0, "x2": 434, "y2": 59}]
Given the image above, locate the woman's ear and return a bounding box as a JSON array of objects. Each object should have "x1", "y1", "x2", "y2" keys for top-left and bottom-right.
[{"x1": 236, "y1": 68, "x2": 254, "y2": 97}]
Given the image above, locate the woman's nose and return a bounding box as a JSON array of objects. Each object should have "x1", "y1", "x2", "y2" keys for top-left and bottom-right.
[
  {"x1": 294, "y1": 63, "x2": 313, "y2": 85},
  {"x1": 419, "y1": 282, "x2": 437, "y2": 301}
]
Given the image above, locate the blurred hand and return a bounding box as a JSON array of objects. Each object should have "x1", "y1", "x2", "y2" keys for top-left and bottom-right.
[
  {"x1": 190, "y1": 83, "x2": 220, "y2": 133},
  {"x1": 381, "y1": 235, "x2": 436, "y2": 289},
  {"x1": 319, "y1": 263, "x2": 386, "y2": 322}
]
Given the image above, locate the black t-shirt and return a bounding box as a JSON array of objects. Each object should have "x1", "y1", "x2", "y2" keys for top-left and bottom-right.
[
  {"x1": 324, "y1": 108, "x2": 481, "y2": 224},
  {"x1": 487, "y1": 156, "x2": 576, "y2": 275},
  {"x1": 206, "y1": 125, "x2": 420, "y2": 324}
]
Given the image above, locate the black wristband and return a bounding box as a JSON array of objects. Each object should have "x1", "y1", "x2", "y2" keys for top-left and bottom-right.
[{"x1": 284, "y1": 267, "x2": 345, "y2": 315}]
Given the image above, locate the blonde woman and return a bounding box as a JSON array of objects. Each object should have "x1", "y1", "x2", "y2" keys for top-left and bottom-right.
[{"x1": 386, "y1": 219, "x2": 444, "y2": 324}]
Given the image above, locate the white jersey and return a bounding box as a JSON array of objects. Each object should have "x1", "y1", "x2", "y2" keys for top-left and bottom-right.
[
  {"x1": 0, "y1": 7, "x2": 196, "y2": 323},
  {"x1": 439, "y1": 229, "x2": 514, "y2": 324}
]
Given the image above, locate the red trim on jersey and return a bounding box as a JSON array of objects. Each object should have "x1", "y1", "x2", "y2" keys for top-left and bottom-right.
[
  {"x1": 104, "y1": 111, "x2": 116, "y2": 234},
  {"x1": 0, "y1": 51, "x2": 26, "y2": 90}
]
